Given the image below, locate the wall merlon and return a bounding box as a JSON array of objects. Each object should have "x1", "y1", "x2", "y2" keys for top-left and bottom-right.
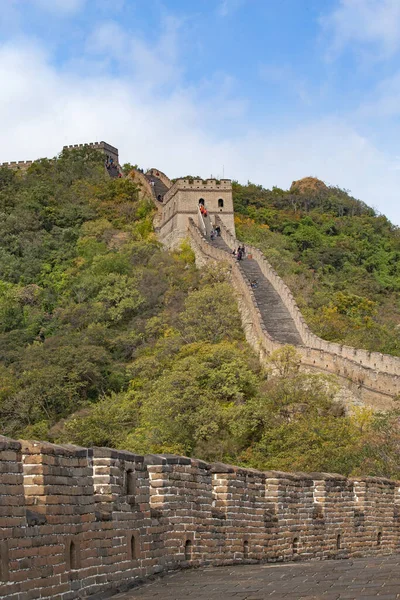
[{"x1": 0, "y1": 437, "x2": 21, "y2": 452}]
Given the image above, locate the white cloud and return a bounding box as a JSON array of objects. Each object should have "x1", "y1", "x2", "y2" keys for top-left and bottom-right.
[
  {"x1": 85, "y1": 16, "x2": 183, "y2": 90},
  {"x1": 357, "y1": 70, "x2": 400, "y2": 118},
  {"x1": 1, "y1": 38, "x2": 400, "y2": 226},
  {"x1": 86, "y1": 21, "x2": 128, "y2": 57},
  {"x1": 259, "y1": 64, "x2": 313, "y2": 105},
  {"x1": 322, "y1": 0, "x2": 400, "y2": 59},
  {"x1": 29, "y1": 0, "x2": 86, "y2": 14},
  {"x1": 217, "y1": 0, "x2": 244, "y2": 18}
]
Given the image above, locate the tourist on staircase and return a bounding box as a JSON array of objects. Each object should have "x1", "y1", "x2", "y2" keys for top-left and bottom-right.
[
  {"x1": 105, "y1": 155, "x2": 120, "y2": 178},
  {"x1": 200, "y1": 204, "x2": 208, "y2": 218}
]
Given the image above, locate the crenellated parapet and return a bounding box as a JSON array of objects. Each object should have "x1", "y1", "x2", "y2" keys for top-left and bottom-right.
[
  {"x1": 62, "y1": 141, "x2": 119, "y2": 163},
  {"x1": 0, "y1": 435, "x2": 399, "y2": 599},
  {"x1": 0, "y1": 160, "x2": 34, "y2": 171},
  {"x1": 163, "y1": 178, "x2": 231, "y2": 204}
]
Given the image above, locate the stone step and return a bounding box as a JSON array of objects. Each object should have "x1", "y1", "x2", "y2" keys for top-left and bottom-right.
[
  {"x1": 146, "y1": 175, "x2": 169, "y2": 202},
  {"x1": 208, "y1": 234, "x2": 303, "y2": 345}
]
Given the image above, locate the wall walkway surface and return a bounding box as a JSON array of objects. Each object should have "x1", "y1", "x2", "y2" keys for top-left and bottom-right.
[
  {"x1": 187, "y1": 219, "x2": 400, "y2": 409},
  {"x1": 145, "y1": 169, "x2": 172, "y2": 190},
  {"x1": 1, "y1": 435, "x2": 399, "y2": 600},
  {"x1": 103, "y1": 557, "x2": 400, "y2": 600}
]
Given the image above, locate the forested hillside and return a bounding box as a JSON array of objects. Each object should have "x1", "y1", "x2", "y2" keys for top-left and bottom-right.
[
  {"x1": 233, "y1": 179, "x2": 400, "y2": 356},
  {"x1": 1, "y1": 149, "x2": 400, "y2": 478}
]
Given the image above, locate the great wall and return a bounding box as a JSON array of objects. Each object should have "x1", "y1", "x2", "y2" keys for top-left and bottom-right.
[
  {"x1": 1, "y1": 142, "x2": 400, "y2": 599},
  {"x1": 0, "y1": 436, "x2": 400, "y2": 599},
  {"x1": 0, "y1": 142, "x2": 119, "y2": 172},
  {"x1": 135, "y1": 164, "x2": 400, "y2": 411}
]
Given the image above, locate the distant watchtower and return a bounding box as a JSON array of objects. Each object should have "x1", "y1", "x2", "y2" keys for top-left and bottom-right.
[
  {"x1": 148, "y1": 174, "x2": 235, "y2": 248},
  {"x1": 62, "y1": 141, "x2": 119, "y2": 165}
]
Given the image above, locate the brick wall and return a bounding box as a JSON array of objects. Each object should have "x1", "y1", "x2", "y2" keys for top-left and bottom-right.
[
  {"x1": 0, "y1": 161, "x2": 34, "y2": 171},
  {"x1": 1, "y1": 435, "x2": 399, "y2": 600}
]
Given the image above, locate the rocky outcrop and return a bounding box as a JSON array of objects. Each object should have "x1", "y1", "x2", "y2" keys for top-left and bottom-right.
[{"x1": 290, "y1": 176, "x2": 328, "y2": 195}]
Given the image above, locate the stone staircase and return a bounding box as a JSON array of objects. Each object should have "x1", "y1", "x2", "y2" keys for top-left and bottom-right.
[
  {"x1": 212, "y1": 235, "x2": 303, "y2": 345},
  {"x1": 107, "y1": 165, "x2": 120, "y2": 178},
  {"x1": 197, "y1": 202, "x2": 214, "y2": 238},
  {"x1": 202, "y1": 208, "x2": 214, "y2": 238},
  {"x1": 146, "y1": 174, "x2": 169, "y2": 202}
]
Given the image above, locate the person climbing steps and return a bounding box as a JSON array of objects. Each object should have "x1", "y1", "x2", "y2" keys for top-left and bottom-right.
[{"x1": 200, "y1": 204, "x2": 208, "y2": 218}]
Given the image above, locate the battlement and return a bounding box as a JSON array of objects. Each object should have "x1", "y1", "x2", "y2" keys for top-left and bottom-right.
[
  {"x1": 62, "y1": 141, "x2": 118, "y2": 156},
  {"x1": 63, "y1": 140, "x2": 119, "y2": 164},
  {"x1": 0, "y1": 160, "x2": 34, "y2": 170},
  {"x1": 163, "y1": 178, "x2": 231, "y2": 205},
  {"x1": 179, "y1": 177, "x2": 231, "y2": 189},
  {"x1": 1, "y1": 434, "x2": 399, "y2": 599},
  {"x1": 0, "y1": 141, "x2": 119, "y2": 174}
]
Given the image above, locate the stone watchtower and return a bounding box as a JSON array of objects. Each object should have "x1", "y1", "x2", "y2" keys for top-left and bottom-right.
[
  {"x1": 62, "y1": 141, "x2": 119, "y2": 165},
  {"x1": 147, "y1": 173, "x2": 235, "y2": 248}
]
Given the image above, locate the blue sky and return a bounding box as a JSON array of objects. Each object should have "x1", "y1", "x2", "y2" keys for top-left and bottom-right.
[{"x1": 2, "y1": 0, "x2": 400, "y2": 224}]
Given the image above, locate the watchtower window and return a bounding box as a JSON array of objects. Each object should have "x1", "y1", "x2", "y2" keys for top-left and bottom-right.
[
  {"x1": 218, "y1": 198, "x2": 224, "y2": 208},
  {"x1": 292, "y1": 537, "x2": 299, "y2": 554},
  {"x1": 130, "y1": 534, "x2": 138, "y2": 560},
  {"x1": 336, "y1": 534, "x2": 341, "y2": 550},
  {"x1": 126, "y1": 469, "x2": 136, "y2": 496},
  {"x1": 243, "y1": 540, "x2": 249, "y2": 558},
  {"x1": 377, "y1": 532, "x2": 382, "y2": 546},
  {"x1": 198, "y1": 198, "x2": 205, "y2": 206},
  {"x1": 184, "y1": 539, "x2": 192, "y2": 561},
  {"x1": 69, "y1": 540, "x2": 78, "y2": 570}
]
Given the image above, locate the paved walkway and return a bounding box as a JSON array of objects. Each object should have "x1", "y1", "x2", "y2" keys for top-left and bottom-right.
[
  {"x1": 112, "y1": 555, "x2": 400, "y2": 599},
  {"x1": 211, "y1": 236, "x2": 303, "y2": 346}
]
